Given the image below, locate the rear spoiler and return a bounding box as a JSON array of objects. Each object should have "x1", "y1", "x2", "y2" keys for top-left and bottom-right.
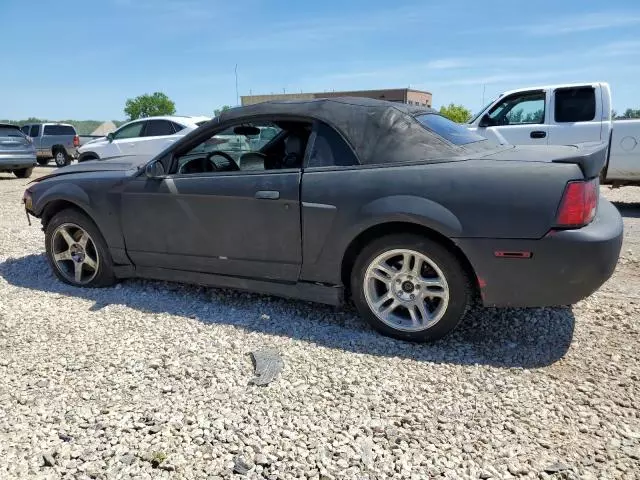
[{"x1": 551, "y1": 142, "x2": 607, "y2": 179}]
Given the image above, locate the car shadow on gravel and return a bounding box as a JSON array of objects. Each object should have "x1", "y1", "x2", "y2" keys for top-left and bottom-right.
[
  {"x1": 0, "y1": 254, "x2": 575, "y2": 369},
  {"x1": 612, "y1": 201, "x2": 640, "y2": 218}
]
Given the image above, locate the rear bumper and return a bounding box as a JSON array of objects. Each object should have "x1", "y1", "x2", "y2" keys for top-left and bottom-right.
[
  {"x1": 456, "y1": 199, "x2": 623, "y2": 307},
  {"x1": 0, "y1": 154, "x2": 37, "y2": 171}
]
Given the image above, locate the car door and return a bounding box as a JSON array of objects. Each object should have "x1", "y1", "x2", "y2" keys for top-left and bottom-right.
[
  {"x1": 120, "y1": 120, "x2": 304, "y2": 282},
  {"x1": 472, "y1": 90, "x2": 549, "y2": 145},
  {"x1": 133, "y1": 119, "x2": 182, "y2": 156},
  {"x1": 103, "y1": 120, "x2": 146, "y2": 158}
]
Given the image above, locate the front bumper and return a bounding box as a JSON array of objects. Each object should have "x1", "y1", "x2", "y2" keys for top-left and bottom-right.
[
  {"x1": 457, "y1": 199, "x2": 624, "y2": 307},
  {"x1": 0, "y1": 154, "x2": 37, "y2": 171}
]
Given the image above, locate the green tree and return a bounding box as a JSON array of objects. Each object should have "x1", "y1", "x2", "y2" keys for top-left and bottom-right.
[
  {"x1": 124, "y1": 92, "x2": 176, "y2": 120},
  {"x1": 622, "y1": 108, "x2": 640, "y2": 119},
  {"x1": 439, "y1": 103, "x2": 472, "y2": 123},
  {"x1": 214, "y1": 105, "x2": 232, "y2": 117}
]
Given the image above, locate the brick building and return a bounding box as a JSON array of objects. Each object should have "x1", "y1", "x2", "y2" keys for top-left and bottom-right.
[{"x1": 241, "y1": 88, "x2": 432, "y2": 108}]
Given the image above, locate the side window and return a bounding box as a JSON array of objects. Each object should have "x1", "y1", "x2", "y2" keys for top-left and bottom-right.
[
  {"x1": 555, "y1": 87, "x2": 596, "y2": 123},
  {"x1": 488, "y1": 92, "x2": 545, "y2": 125},
  {"x1": 21, "y1": 126, "x2": 30, "y2": 135},
  {"x1": 174, "y1": 120, "x2": 315, "y2": 175},
  {"x1": 144, "y1": 120, "x2": 175, "y2": 137},
  {"x1": 307, "y1": 123, "x2": 358, "y2": 168},
  {"x1": 43, "y1": 125, "x2": 76, "y2": 135},
  {"x1": 30, "y1": 125, "x2": 41, "y2": 137},
  {"x1": 113, "y1": 121, "x2": 145, "y2": 140},
  {"x1": 171, "y1": 122, "x2": 186, "y2": 133}
]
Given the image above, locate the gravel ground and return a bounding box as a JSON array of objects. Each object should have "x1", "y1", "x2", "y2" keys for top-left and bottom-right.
[{"x1": 1, "y1": 167, "x2": 639, "y2": 479}]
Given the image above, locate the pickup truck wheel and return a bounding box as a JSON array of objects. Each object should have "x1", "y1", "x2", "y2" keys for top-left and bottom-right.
[
  {"x1": 53, "y1": 149, "x2": 70, "y2": 167},
  {"x1": 45, "y1": 209, "x2": 116, "y2": 288},
  {"x1": 13, "y1": 167, "x2": 34, "y2": 179},
  {"x1": 37, "y1": 158, "x2": 49, "y2": 166},
  {"x1": 351, "y1": 234, "x2": 471, "y2": 342}
]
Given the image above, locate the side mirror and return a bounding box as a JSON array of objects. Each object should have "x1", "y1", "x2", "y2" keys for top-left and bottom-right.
[
  {"x1": 106, "y1": 132, "x2": 114, "y2": 142},
  {"x1": 145, "y1": 160, "x2": 166, "y2": 179},
  {"x1": 478, "y1": 114, "x2": 493, "y2": 128}
]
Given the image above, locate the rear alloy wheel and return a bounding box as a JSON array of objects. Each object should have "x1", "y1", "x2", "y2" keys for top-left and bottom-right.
[
  {"x1": 13, "y1": 167, "x2": 34, "y2": 178},
  {"x1": 54, "y1": 149, "x2": 70, "y2": 167},
  {"x1": 45, "y1": 209, "x2": 116, "y2": 287},
  {"x1": 351, "y1": 234, "x2": 471, "y2": 342}
]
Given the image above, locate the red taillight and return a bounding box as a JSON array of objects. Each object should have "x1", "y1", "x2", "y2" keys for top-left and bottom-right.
[
  {"x1": 555, "y1": 178, "x2": 599, "y2": 228},
  {"x1": 73, "y1": 135, "x2": 79, "y2": 147}
]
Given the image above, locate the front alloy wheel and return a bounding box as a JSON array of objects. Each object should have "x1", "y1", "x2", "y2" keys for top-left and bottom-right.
[
  {"x1": 351, "y1": 234, "x2": 471, "y2": 342},
  {"x1": 45, "y1": 209, "x2": 116, "y2": 288},
  {"x1": 51, "y1": 223, "x2": 99, "y2": 284}
]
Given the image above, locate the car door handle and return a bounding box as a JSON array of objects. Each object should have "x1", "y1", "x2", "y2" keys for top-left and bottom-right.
[
  {"x1": 530, "y1": 131, "x2": 547, "y2": 139},
  {"x1": 255, "y1": 190, "x2": 280, "y2": 200}
]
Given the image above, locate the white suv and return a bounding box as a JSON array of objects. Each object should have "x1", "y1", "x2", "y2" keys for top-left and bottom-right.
[{"x1": 77, "y1": 115, "x2": 210, "y2": 162}]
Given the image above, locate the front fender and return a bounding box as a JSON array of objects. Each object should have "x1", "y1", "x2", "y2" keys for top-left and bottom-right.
[{"x1": 33, "y1": 182, "x2": 93, "y2": 218}]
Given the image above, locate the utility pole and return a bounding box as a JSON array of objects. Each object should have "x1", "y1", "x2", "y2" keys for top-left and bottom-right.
[{"x1": 235, "y1": 64, "x2": 239, "y2": 106}]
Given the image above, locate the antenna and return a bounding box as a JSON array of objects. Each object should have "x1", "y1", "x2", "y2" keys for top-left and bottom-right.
[{"x1": 235, "y1": 64, "x2": 239, "y2": 106}]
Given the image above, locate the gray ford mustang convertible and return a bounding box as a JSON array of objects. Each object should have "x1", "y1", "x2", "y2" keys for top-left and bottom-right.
[{"x1": 23, "y1": 98, "x2": 623, "y2": 341}]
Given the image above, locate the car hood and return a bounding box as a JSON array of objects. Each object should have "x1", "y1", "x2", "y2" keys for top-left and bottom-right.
[
  {"x1": 83, "y1": 136, "x2": 106, "y2": 145},
  {"x1": 30, "y1": 154, "x2": 154, "y2": 183}
]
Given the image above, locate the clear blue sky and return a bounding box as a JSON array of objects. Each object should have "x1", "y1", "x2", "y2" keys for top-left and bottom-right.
[{"x1": 3, "y1": 0, "x2": 640, "y2": 120}]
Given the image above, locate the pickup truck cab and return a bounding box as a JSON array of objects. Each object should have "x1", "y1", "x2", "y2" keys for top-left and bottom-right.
[
  {"x1": 21, "y1": 123, "x2": 79, "y2": 167},
  {"x1": 467, "y1": 82, "x2": 639, "y2": 184}
]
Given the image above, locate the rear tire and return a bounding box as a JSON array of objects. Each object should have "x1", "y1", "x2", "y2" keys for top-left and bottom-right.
[
  {"x1": 350, "y1": 234, "x2": 471, "y2": 342},
  {"x1": 13, "y1": 167, "x2": 34, "y2": 178},
  {"x1": 53, "y1": 149, "x2": 70, "y2": 167},
  {"x1": 37, "y1": 158, "x2": 49, "y2": 166},
  {"x1": 45, "y1": 209, "x2": 116, "y2": 288}
]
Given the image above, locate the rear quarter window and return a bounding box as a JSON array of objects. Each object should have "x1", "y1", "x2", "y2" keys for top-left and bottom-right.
[
  {"x1": 554, "y1": 87, "x2": 596, "y2": 123},
  {"x1": 43, "y1": 125, "x2": 76, "y2": 136},
  {"x1": 416, "y1": 114, "x2": 486, "y2": 145}
]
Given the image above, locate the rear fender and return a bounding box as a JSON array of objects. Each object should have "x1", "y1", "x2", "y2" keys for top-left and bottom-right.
[{"x1": 358, "y1": 195, "x2": 463, "y2": 237}]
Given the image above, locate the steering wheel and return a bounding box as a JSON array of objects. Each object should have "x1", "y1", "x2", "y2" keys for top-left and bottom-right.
[{"x1": 206, "y1": 150, "x2": 240, "y2": 171}]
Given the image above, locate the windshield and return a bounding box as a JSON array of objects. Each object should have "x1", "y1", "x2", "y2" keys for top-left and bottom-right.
[
  {"x1": 416, "y1": 114, "x2": 486, "y2": 145},
  {"x1": 468, "y1": 97, "x2": 498, "y2": 124}
]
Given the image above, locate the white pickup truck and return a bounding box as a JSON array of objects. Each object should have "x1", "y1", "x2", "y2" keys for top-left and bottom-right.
[{"x1": 467, "y1": 82, "x2": 640, "y2": 185}]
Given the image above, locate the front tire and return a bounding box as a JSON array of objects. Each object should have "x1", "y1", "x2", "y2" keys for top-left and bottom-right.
[
  {"x1": 13, "y1": 167, "x2": 34, "y2": 178},
  {"x1": 53, "y1": 149, "x2": 70, "y2": 167},
  {"x1": 351, "y1": 234, "x2": 471, "y2": 342},
  {"x1": 45, "y1": 209, "x2": 116, "y2": 287},
  {"x1": 78, "y1": 153, "x2": 99, "y2": 163},
  {"x1": 37, "y1": 158, "x2": 49, "y2": 166}
]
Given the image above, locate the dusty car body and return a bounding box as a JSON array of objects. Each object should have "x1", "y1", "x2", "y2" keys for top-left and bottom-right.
[{"x1": 23, "y1": 97, "x2": 623, "y2": 341}]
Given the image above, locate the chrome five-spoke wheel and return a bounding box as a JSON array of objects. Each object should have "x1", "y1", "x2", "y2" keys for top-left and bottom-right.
[
  {"x1": 51, "y1": 223, "x2": 100, "y2": 285},
  {"x1": 364, "y1": 249, "x2": 449, "y2": 331}
]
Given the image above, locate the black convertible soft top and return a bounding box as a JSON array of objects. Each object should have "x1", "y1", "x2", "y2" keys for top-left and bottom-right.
[{"x1": 217, "y1": 97, "x2": 474, "y2": 165}]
